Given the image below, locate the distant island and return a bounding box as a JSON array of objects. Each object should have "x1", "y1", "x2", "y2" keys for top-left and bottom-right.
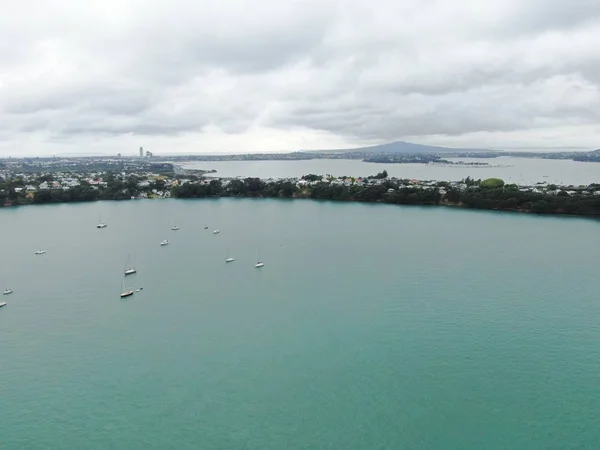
[
  {"x1": 139, "y1": 140, "x2": 600, "y2": 164},
  {"x1": 3, "y1": 141, "x2": 599, "y2": 167},
  {"x1": 1, "y1": 159, "x2": 599, "y2": 217}
]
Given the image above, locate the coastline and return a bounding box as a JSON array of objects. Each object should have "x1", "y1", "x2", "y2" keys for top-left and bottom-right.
[
  {"x1": 2, "y1": 164, "x2": 599, "y2": 217},
  {"x1": 3, "y1": 190, "x2": 600, "y2": 219}
]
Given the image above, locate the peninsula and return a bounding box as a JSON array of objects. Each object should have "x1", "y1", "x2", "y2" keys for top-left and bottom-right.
[{"x1": 1, "y1": 158, "x2": 599, "y2": 216}]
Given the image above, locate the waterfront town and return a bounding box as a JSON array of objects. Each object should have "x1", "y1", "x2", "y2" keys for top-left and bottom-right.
[{"x1": 1, "y1": 155, "x2": 600, "y2": 216}]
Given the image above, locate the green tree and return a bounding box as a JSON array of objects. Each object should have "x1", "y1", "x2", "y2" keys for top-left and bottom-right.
[{"x1": 480, "y1": 178, "x2": 505, "y2": 189}]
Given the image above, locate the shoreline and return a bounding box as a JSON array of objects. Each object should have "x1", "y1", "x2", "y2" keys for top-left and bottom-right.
[
  {"x1": 2, "y1": 167, "x2": 599, "y2": 217},
  {"x1": 3, "y1": 193, "x2": 600, "y2": 220}
]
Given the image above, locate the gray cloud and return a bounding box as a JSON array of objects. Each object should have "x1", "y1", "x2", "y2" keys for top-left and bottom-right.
[{"x1": 1, "y1": 0, "x2": 600, "y2": 155}]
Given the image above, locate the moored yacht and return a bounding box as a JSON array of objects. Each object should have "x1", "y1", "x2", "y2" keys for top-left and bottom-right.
[
  {"x1": 0, "y1": 302, "x2": 6, "y2": 308},
  {"x1": 3, "y1": 289, "x2": 13, "y2": 295},
  {"x1": 255, "y1": 261, "x2": 264, "y2": 268},
  {"x1": 213, "y1": 229, "x2": 220, "y2": 234},
  {"x1": 97, "y1": 213, "x2": 107, "y2": 228},
  {"x1": 124, "y1": 254, "x2": 136, "y2": 275},
  {"x1": 160, "y1": 240, "x2": 169, "y2": 246},
  {"x1": 120, "y1": 272, "x2": 134, "y2": 298},
  {"x1": 34, "y1": 250, "x2": 46, "y2": 255}
]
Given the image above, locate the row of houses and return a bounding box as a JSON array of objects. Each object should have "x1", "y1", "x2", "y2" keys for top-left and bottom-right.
[{"x1": 4, "y1": 168, "x2": 600, "y2": 199}]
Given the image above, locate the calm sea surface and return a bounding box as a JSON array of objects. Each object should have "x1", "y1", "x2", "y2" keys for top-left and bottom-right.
[
  {"x1": 182, "y1": 157, "x2": 600, "y2": 185},
  {"x1": 1, "y1": 199, "x2": 600, "y2": 449}
]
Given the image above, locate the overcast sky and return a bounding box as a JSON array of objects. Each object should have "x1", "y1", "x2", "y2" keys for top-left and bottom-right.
[{"x1": 1, "y1": 0, "x2": 599, "y2": 156}]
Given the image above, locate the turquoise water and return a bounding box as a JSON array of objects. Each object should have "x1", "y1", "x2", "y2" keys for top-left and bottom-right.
[{"x1": 1, "y1": 199, "x2": 600, "y2": 449}]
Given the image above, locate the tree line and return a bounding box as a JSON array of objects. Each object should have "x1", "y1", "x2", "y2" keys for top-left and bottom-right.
[{"x1": 2, "y1": 173, "x2": 600, "y2": 216}]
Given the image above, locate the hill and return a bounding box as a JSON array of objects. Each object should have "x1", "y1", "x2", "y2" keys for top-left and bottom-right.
[{"x1": 304, "y1": 141, "x2": 493, "y2": 154}]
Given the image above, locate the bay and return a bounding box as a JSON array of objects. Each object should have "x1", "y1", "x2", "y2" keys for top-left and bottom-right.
[
  {"x1": 1, "y1": 198, "x2": 600, "y2": 449},
  {"x1": 182, "y1": 156, "x2": 600, "y2": 185}
]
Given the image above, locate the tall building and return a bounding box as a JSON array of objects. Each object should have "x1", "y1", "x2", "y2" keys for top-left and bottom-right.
[{"x1": 139, "y1": 147, "x2": 143, "y2": 158}]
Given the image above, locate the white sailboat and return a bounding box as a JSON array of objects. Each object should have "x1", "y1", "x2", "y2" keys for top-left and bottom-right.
[
  {"x1": 255, "y1": 249, "x2": 264, "y2": 268},
  {"x1": 171, "y1": 220, "x2": 180, "y2": 231},
  {"x1": 124, "y1": 254, "x2": 136, "y2": 275},
  {"x1": 0, "y1": 302, "x2": 6, "y2": 308},
  {"x1": 225, "y1": 248, "x2": 235, "y2": 263},
  {"x1": 34, "y1": 249, "x2": 46, "y2": 255},
  {"x1": 204, "y1": 221, "x2": 209, "y2": 230},
  {"x1": 97, "y1": 213, "x2": 107, "y2": 228},
  {"x1": 120, "y1": 273, "x2": 134, "y2": 298},
  {"x1": 213, "y1": 229, "x2": 220, "y2": 234},
  {"x1": 3, "y1": 288, "x2": 13, "y2": 295},
  {"x1": 160, "y1": 240, "x2": 169, "y2": 246}
]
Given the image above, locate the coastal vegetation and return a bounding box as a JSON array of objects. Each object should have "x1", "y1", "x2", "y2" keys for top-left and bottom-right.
[
  {"x1": 1, "y1": 168, "x2": 600, "y2": 216},
  {"x1": 172, "y1": 176, "x2": 600, "y2": 216},
  {"x1": 0, "y1": 171, "x2": 600, "y2": 216}
]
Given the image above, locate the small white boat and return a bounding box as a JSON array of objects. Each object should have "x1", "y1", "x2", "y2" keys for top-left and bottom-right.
[
  {"x1": 0, "y1": 302, "x2": 6, "y2": 308},
  {"x1": 160, "y1": 240, "x2": 169, "y2": 246},
  {"x1": 254, "y1": 248, "x2": 264, "y2": 268},
  {"x1": 135, "y1": 287, "x2": 144, "y2": 292},
  {"x1": 171, "y1": 225, "x2": 180, "y2": 231},
  {"x1": 124, "y1": 254, "x2": 136, "y2": 275},
  {"x1": 226, "y1": 257, "x2": 235, "y2": 263},
  {"x1": 213, "y1": 229, "x2": 220, "y2": 234},
  {"x1": 34, "y1": 250, "x2": 46, "y2": 255},
  {"x1": 120, "y1": 260, "x2": 135, "y2": 298},
  {"x1": 97, "y1": 214, "x2": 107, "y2": 228},
  {"x1": 3, "y1": 289, "x2": 13, "y2": 295}
]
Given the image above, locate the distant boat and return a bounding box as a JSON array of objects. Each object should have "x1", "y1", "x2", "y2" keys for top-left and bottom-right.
[
  {"x1": 160, "y1": 240, "x2": 169, "y2": 246},
  {"x1": 3, "y1": 289, "x2": 12, "y2": 295},
  {"x1": 171, "y1": 225, "x2": 180, "y2": 231},
  {"x1": 135, "y1": 287, "x2": 144, "y2": 292},
  {"x1": 226, "y1": 248, "x2": 235, "y2": 263},
  {"x1": 120, "y1": 288, "x2": 134, "y2": 298},
  {"x1": 204, "y1": 221, "x2": 208, "y2": 230},
  {"x1": 0, "y1": 302, "x2": 6, "y2": 308},
  {"x1": 120, "y1": 271, "x2": 134, "y2": 298},
  {"x1": 213, "y1": 229, "x2": 220, "y2": 234},
  {"x1": 255, "y1": 249, "x2": 264, "y2": 267},
  {"x1": 124, "y1": 254, "x2": 136, "y2": 275},
  {"x1": 97, "y1": 213, "x2": 107, "y2": 228},
  {"x1": 34, "y1": 250, "x2": 46, "y2": 255}
]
